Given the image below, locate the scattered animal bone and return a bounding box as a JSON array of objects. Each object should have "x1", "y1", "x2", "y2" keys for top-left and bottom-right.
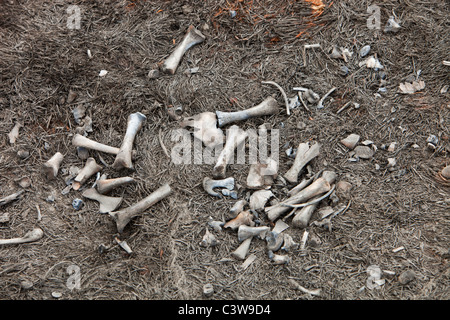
[
  {"x1": 109, "y1": 183, "x2": 172, "y2": 233},
  {"x1": 265, "y1": 170, "x2": 336, "y2": 221},
  {"x1": 72, "y1": 134, "x2": 121, "y2": 155},
  {"x1": 115, "y1": 237, "x2": 132, "y2": 254},
  {"x1": 237, "y1": 225, "x2": 270, "y2": 242},
  {"x1": 203, "y1": 283, "x2": 214, "y2": 298},
  {"x1": 200, "y1": 229, "x2": 217, "y2": 247},
  {"x1": 283, "y1": 184, "x2": 335, "y2": 209},
  {"x1": 249, "y1": 190, "x2": 274, "y2": 211},
  {"x1": 229, "y1": 199, "x2": 247, "y2": 216},
  {"x1": 330, "y1": 46, "x2": 352, "y2": 62},
  {"x1": 180, "y1": 112, "x2": 224, "y2": 148},
  {"x1": 360, "y1": 56, "x2": 383, "y2": 70},
  {"x1": 399, "y1": 80, "x2": 425, "y2": 94},
  {"x1": 302, "y1": 43, "x2": 320, "y2": 67},
  {"x1": 261, "y1": 81, "x2": 290, "y2": 115},
  {"x1": 212, "y1": 125, "x2": 248, "y2": 178},
  {"x1": 292, "y1": 202, "x2": 319, "y2": 228},
  {"x1": 0, "y1": 212, "x2": 10, "y2": 223},
  {"x1": 287, "y1": 171, "x2": 321, "y2": 196},
  {"x1": 96, "y1": 176, "x2": 135, "y2": 194},
  {"x1": 284, "y1": 142, "x2": 320, "y2": 184},
  {"x1": 0, "y1": 190, "x2": 25, "y2": 207},
  {"x1": 8, "y1": 122, "x2": 22, "y2": 144},
  {"x1": 288, "y1": 279, "x2": 321, "y2": 296},
  {"x1": 224, "y1": 210, "x2": 254, "y2": 231},
  {"x1": 207, "y1": 216, "x2": 225, "y2": 232},
  {"x1": 241, "y1": 253, "x2": 257, "y2": 270},
  {"x1": 216, "y1": 96, "x2": 279, "y2": 128},
  {"x1": 340, "y1": 134, "x2": 360, "y2": 150},
  {"x1": 161, "y1": 25, "x2": 205, "y2": 74},
  {"x1": 43, "y1": 152, "x2": 64, "y2": 180},
  {"x1": 281, "y1": 234, "x2": 299, "y2": 252},
  {"x1": 221, "y1": 189, "x2": 237, "y2": 199},
  {"x1": 299, "y1": 229, "x2": 309, "y2": 255},
  {"x1": 266, "y1": 231, "x2": 284, "y2": 251},
  {"x1": 82, "y1": 188, "x2": 123, "y2": 213},
  {"x1": 231, "y1": 237, "x2": 252, "y2": 260},
  {"x1": 203, "y1": 177, "x2": 235, "y2": 198},
  {"x1": 384, "y1": 16, "x2": 401, "y2": 32},
  {"x1": 267, "y1": 250, "x2": 289, "y2": 265},
  {"x1": 72, "y1": 157, "x2": 103, "y2": 191},
  {"x1": 112, "y1": 112, "x2": 147, "y2": 170},
  {"x1": 317, "y1": 87, "x2": 336, "y2": 109},
  {"x1": 246, "y1": 157, "x2": 278, "y2": 189},
  {"x1": 0, "y1": 228, "x2": 43, "y2": 245}
]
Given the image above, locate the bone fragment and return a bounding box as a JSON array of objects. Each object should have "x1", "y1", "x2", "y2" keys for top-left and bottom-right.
[
  {"x1": 72, "y1": 134, "x2": 120, "y2": 155},
  {"x1": 0, "y1": 228, "x2": 43, "y2": 245},
  {"x1": 180, "y1": 112, "x2": 224, "y2": 148},
  {"x1": 72, "y1": 157, "x2": 103, "y2": 191},
  {"x1": 224, "y1": 210, "x2": 254, "y2": 231},
  {"x1": 284, "y1": 142, "x2": 320, "y2": 184},
  {"x1": 231, "y1": 237, "x2": 252, "y2": 260},
  {"x1": 317, "y1": 87, "x2": 336, "y2": 109},
  {"x1": 229, "y1": 199, "x2": 247, "y2": 216},
  {"x1": 267, "y1": 250, "x2": 290, "y2": 265},
  {"x1": 82, "y1": 188, "x2": 123, "y2": 213},
  {"x1": 246, "y1": 157, "x2": 278, "y2": 189},
  {"x1": 261, "y1": 81, "x2": 290, "y2": 115},
  {"x1": 237, "y1": 225, "x2": 270, "y2": 242},
  {"x1": 43, "y1": 152, "x2": 64, "y2": 180},
  {"x1": 0, "y1": 190, "x2": 25, "y2": 207},
  {"x1": 203, "y1": 177, "x2": 234, "y2": 198},
  {"x1": 96, "y1": 176, "x2": 135, "y2": 194},
  {"x1": 115, "y1": 237, "x2": 132, "y2": 254},
  {"x1": 8, "y1": 122, "x2": 22, "y2": 144},
  {"x1": 200, "y1": 229, "x2": 217, "y2": 247},
  {"x1": 249, "y1": 190, "x2": 274, "y2": 211}
]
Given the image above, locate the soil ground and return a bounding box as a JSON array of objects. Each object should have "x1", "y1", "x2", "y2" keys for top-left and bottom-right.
[{"x1": 0, "y1": 0, "x2": 448, "y2": 300}]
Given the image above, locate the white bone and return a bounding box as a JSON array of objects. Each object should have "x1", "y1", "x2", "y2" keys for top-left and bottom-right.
[
  {"x1": 202, "y1": 177, "x2": 234, "y2": 198},
  {"x1": 231, "y1": 237, "x2": 252, "y2": 260},
  {"x1": 229, "y1": 199, "x2": 247, "y2": 216},
  {"x1": 96, "y1": 176, "x2": 135, "y2": 194},
  {"x1": 317, "y1": 87, "x2": 336, "y2": 109},
  {"x1": 267, "y1": 250, "x2": 290, "y2": 265},
  {"x1": 284, "y1": 142, "x2": 320, "y2": 184},
  {"x1": 112, "y1": 112, "x2": 146, "y2": 170},
  {"x1": 249, "y1": 190, "x2": 274, "y2": 211},
  {"x1": 72, "y1": 134, "x2": 120, "y2": 155},
  {"x1": 109, "y1": 183, "x2": 172, "y2": 233},
  {"x1": 212, "y1": 125, "x2": 248, "y2": 178},
  {"x1": 72, "y1": 157, "x2": 103, "y2": 191},
  {"x1": 0, "y1": 190, "x2": 25, "y2": 207},
  {"x1": 200, "y1": 229, "x2": 217, "y2": 247},
  {"x1": 162, "y1": 25, "x2": 206, "y2": 75},
  {"x1": 207, "y1": 216, "x2": 225, "y2": 232},
  {"x1": 0, "y1": 228, "x2": 43, "y2": 245},
  {"x1": 115, "y1": 237, "x2": 132, "y2": 254},
  {"x1": 246, "y1": 157, "x2": 278, "y2": 189},
  {"x1": 180, "y1": 112, "x2": 224, "y2": 148},
  {"x1": 237, "y1": 225, "x2": 270, "y2": 242},
  {"x1": 281, "y1": 234, "x2": 299, "y2": 252},
  {"x1": 82, "y1": 188, "x2": 123, "y2": 213},
  {"x1": 215, "y1": 96, "x2": 279, "y2": 127},
  {"x1": 292, "y1": 202, "x2": 319, "y2": 228},
  {"x1": 43, "y1": 152, "x2": 64, "y2": 180}
]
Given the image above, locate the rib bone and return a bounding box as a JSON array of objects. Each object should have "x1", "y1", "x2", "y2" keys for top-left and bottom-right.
[
  {"x1": 180, "y1": 112, "x2": 224, "y2": 148},
  {"x1": 215, "y1": 97, "x2": 279, "y2": 128},
  {"x1": 43, "y1": 152, "x2": 64, "y2": 180},
  {"x1": 72, "y1": 157, "x2": 103, "y2": 191},
  {"x1": 212, "y1": 125, "x2": 248, "y2": 178},
  {"x1": 284, "y1": 142, "x2": 320, "y2": 184},
  {"x1": 203, "y1": 177, "x2": 234, "y2": 198},
  {"x1": 162, "y1": 25, "x2": 206, "y2": 75},
  {"x1": 109, "y1": 183, "x2": 172, "y2": 233},
  {"x1": 82, "y1": 188, "x2": 123, "y2": 213},
  {"x1": 0, "y1": 228, "x2": 43, "y2": 245},
  {"x1": 96, "y1": 176, "x2": 135, "y2": 194},
  {"x1": 112, "y1": 112, "x2": 146, "y2": 170}
]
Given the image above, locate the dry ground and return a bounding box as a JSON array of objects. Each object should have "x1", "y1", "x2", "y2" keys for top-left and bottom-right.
[{"x1": 0, "y1": 0, "x2": 449, "y2": 300}]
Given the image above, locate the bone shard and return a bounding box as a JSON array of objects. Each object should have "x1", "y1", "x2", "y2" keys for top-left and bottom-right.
[
  {"x1": 109, "y1": 183, "x2": 172, "y2": 233},
  {"x1": 8, "y1": 122, "x2": 22, "y2": 144},
  {"x1": 43, "y1": 152, "x2": 64, "y2": 180},
  {"x1": 96, "y1": 176, "x2": 135, "y2": 194},
  {"x1": 224, "y1": 210, "x2": 254, "y2": 231},
  {"x1": 82, "y1": 188, "x2": 123, "y2": 214},
  {"x1": 72, "y1": 134, "x2": 120, "y2": 155},
  {"x1": 246, "y1": 157, "x2": 278, "y2": 189},
  {"x1": 203, "y1": 177, "x2": 234, "y2": 198},
  {"x1": 215, "y1": 96, "x2": 279, "y2": 128},
  {"x1": 212, "y1": 125, "x2": 248, "y2": 179},
  {"x1": 249, "y1": 190, "x2": 274, "y2": 211},
  {"x1": 0, "y1": 190, "x2": 25, "y2": 207},
  {"x1": 292, "y1": 202, "x2": 319, "y2": 228},
  {"x1": 229, "y1": 199, "x2": 247, "y2": 216},
  {"x1": 231, "y1": 237, "x2": 252, "y2": 260},
  {"x1": 284, "y1": 142, "x2": 320, "y2": 184},
  {"x1": 267, "y1": 250, "x2": 290, "y2": 265},
  {"x1": 0, "y1": 228, "x2": 43, "y2": 245},
  {"x1": 112, "y1": 112, "x2": 146, "y2": 170},
  {"x1": 180, "y1": 112, "x2": 224, "y2": 149},
  {"x1": 72, "y1": 157, "x2": 103, "y2": 191},
  {"x1": 162, "y1": 25, "x2": 206, "y2": 75},
  {"x1": 237, "y1": 225, "x2": 270, "y2": 242},
  {"x1": 265, "y1": 170, "x2": 336, "y2": 221}
]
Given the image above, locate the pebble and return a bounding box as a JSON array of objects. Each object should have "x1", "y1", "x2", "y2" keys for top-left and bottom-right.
[
  {"x1": 359, "y1": 45, "x2": 371, "y2": 58},
  {"x1": 398, "y1": 270, "x2": 416, "y2": 285},
  {"x1": 441, "y1": 165, "x2": 450, "y2": 179},
  {"x1": 72, "y1": 198, "x2": 83, "y2": 210},
  {"x1": 52, "y1": 291, "x2": 62, "y2": 299},
  {"x1": 340, "y1": 66, "x2": 349, "y2": 76},
  {"x1": 203, "y1": 283, "x2": 214, "y2": 297},
  {"x1": 17, "y1": 150, "x2": 30, "y2": 159},
  {"x1": 340, "y1": 133, "x2": 360, "y2": 150},
  {"x1": 20, "y1": 279, "x2": 34, "y2": 290},
  {"x1": 336, "y1": 181, "x2": 353, "y2": 193},
  {"x1": 354, "y1": 145, "x2": 374, "y2": 159}
]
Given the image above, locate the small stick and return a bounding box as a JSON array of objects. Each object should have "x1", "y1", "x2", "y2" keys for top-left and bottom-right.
[
  {"x1": 336, "y1": 101, "x2": 352, "y2": 114},
  {"x1": 298, "y1": 92, "x2": 310, "y2": 112},
  {"x1": 317, "y1": 87, "x2": 336, "y2": 109},
  {"x1": 158, "y1": 129, "x2": 170, "y2": 159},
  {"x1": 261, "y1": 80, "x2": 290, "y2": 115}
]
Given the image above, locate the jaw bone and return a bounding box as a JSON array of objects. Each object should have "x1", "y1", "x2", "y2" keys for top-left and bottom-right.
[
  {"x1": 112, "y1": 112, "x2": 146, "y2": 170},
  {"x1": 43, "y1": 152, "x2": 64, "y2": 180},
  {"x1": 109, "y1": 183, "x2": 172, "y2": 233},
  {"x1": 161, "y1": 25, "x2": 206, "y2": 75},
  {"x1": 72, "y1": 157, "x2": 103, "y2": 191}
]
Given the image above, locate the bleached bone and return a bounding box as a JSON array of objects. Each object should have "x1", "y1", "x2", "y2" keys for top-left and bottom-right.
[
  {"x1": 8, "y1": 122, "x2": 22, "y2": 144},
  {"x1": 212, "y1": 125, "x2": 248, "y2": 178},
  {"x1": 317, "y1": 87, "x2": 336, "y2": 109},
  {"x1": 72, "y1": 134, "x2": 120, "y2": 155},
  {"x1": 203, "y1": 177, "x2": 234, "y2": 198},
  {"x1": 231, "y1": 237, "x2": 252, "y2": 260},
  {"x1": 96, "y1": 176, "x2": 135, "y2": 194},
  {"x1": 287, "y1": 171, "x2": 321, "y2": 196},
  {"x1": 43, "y1": 152, "x2": 64, "y2": 180},
  {"x1": 281, "y1": 234, "x2": 299, "y2": 252},
  {"x1": 207, "y1": 216, "x2": 225, "y2": 232},
  {"x1": 72, "y1": 157, "x2": 103, "y2": 191},
  {"x1": 0, "y1": 228, "x2": 43, "y2": 245},
  {"x1": 249, "y1": 190, "x2": 274, "y2": 211},
  {"x1": 267, "y1": 250, "x2": 290, "y2": 265},
  {"x1": 115, "y1": 237, "x2": 132, "y2": 254},
  {"x1": 289, "y1": 279, "x2": 321, "y2": 296},
  {"x1": 246, "y1": 157, "x2": 278, "y2": 189},
  {"x1": 109, "y1": 183, "x2": 172, "y2": 233},
  {"x1": 237, "y1": 225, "x2": 270, "y2": 242},
  {"x1": 112, "y1": 112, "x2": 146, "y2": 170},
  {"x1": 292, "y1": 202, "x2": 319, "y2": 228},
  {"x1": 229, "y1": 199, "x2": 247, "y2": 216},
  {"x1": 180, "y1": 112, "x2": 224, "y2": 148},
  {"x1": 266, "y1": 231, "x2": 284, "y2": 251},
  {"x1": 200, "y1": 229, "x2": 217, "y2": 247},
  {"x1": 265, "y1": 171, "x2": 336, "y2": 221},
  {"x1": 0, "y1": 190, "x2": 25, "y2": 207},
  {"x1": 216, "y1": 96, "x2": 279, "y2": 128},
  {"x1": 261, "y1": 82, "x2": 290, "y2": 115},
  {"x1": 284, "y1": 142, "x2": 320, "y2": 184},
  {"x1": 224, "y1": 210, "x2": 254, "y2": 231},
  {"x1": 161, "y1": 25, "x2": 205, "y2": 75},
  {"x1": 82, "y1": 188, "x2": 123, "y2": 214}
]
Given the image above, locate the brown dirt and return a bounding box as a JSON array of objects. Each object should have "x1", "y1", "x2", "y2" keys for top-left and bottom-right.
[{"x1": 0, "y1": 0, "x2": 448, "y2": 300}]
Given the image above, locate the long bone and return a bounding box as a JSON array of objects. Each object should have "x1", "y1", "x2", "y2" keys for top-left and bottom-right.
[
  {"x1": 237, "y1": 225, "x2": 270, "y2": 242},
  {"x1": 202, "y1": 177, "x2": 234, "y2": 198},
  {"x1": 82, "y1": 188, "x2": 123, "y2": 213},
  {"x1": 292, "y1": 202, "x2": 319, "y2": 228},
  {"x1": 161, "y1": 25, "x2": 206, "y2": 75},
  {"x1": 109, "y1": 183, "x2": 172, "y2": 233},
  {"x1": 72, "y1": 157, "x2": 103, "y2": 191},
  {"x1": 212, "y1": 125, "x2": 248, "y2": 179},
  {"x1": 112, "y1": 112, "x2": 146, "y2": 170},
  {"x1": 0, "y1": 190, "x2": 25, "y2": 207},
  {"x1": 96, "y1": 176, "x2": 135, "y2": 194},
  {"x1": 265, "y1": 171, "x2": 336, "y2": 221},
  {"x1": 72, "y1": 134, "x2": 121, "y2": 155},
  {"x1": 180, "y1": 112, "x2": 224, "y2": 149},
  {"x1": 43, "y1": 152, "x2": 64, "y2": 180},
  {"x1": 284, "y1": 142, "x2": 320, "y2": 184},
  {"x1": 0, "y1": 228, "x2": 43, "y2": 245},
  {"x1": 215, "y1": 96, "x2": 279, "y2": 128}
]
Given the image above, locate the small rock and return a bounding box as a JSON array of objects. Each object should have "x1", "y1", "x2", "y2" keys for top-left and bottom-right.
[
  {"x1": 340, "y1": 66, "x2": 349, "y2": 76},
  {"x1": 354, "y1": 145, "x2": 374, "y2": 159},
  {"x1": 336, "y1": 181, "x2": 352, "y2": 193},
  {"x1": 340, "y1": 133, "x2": 360, "y2": 150},
  {"x1": 203, "y1": 283, "x2": 214, "y2": 297},
  {"x1": 72, "y1": 198, "x2": 83, "y2": 210},
  {"x1": 76, "y1": 147, "x2": 89, "y2": 160},
  {"x1": 359, "y1": 45, "x2": 371, "y2": 58},
  {"x1": 148, "y1": 69, "x2": 160, "y2": 79},
  {"x1": 387, "y1": 158, "x2": 396, "y2": 168},
  {"x1": 17, "y1": 150, "x2": 30, "y2": 159},
  {"x1": 426, "y1": 134, "x2": 438, "y2": 148},
  {"x1": 98, "y1": 70, "x2": 108, "y2": 77},
  {"x1": 441, "y1": 165, "x2": 450, "y2": 179},
  {"x1": 384, "y1": 16, "x2": 401, "y2": 33},
  {"x1": 398, "y1": 270, "x2": 415, "y2": 285},
  {"x1": 387, "y1": 142, "x2": 397, "y2": 152},
  {"x1": 52, "y1": 291, "x2": 62, "y2": 299},
  {"x1": 20, "y1": 279, "x2": 34, "y2": 290}
]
